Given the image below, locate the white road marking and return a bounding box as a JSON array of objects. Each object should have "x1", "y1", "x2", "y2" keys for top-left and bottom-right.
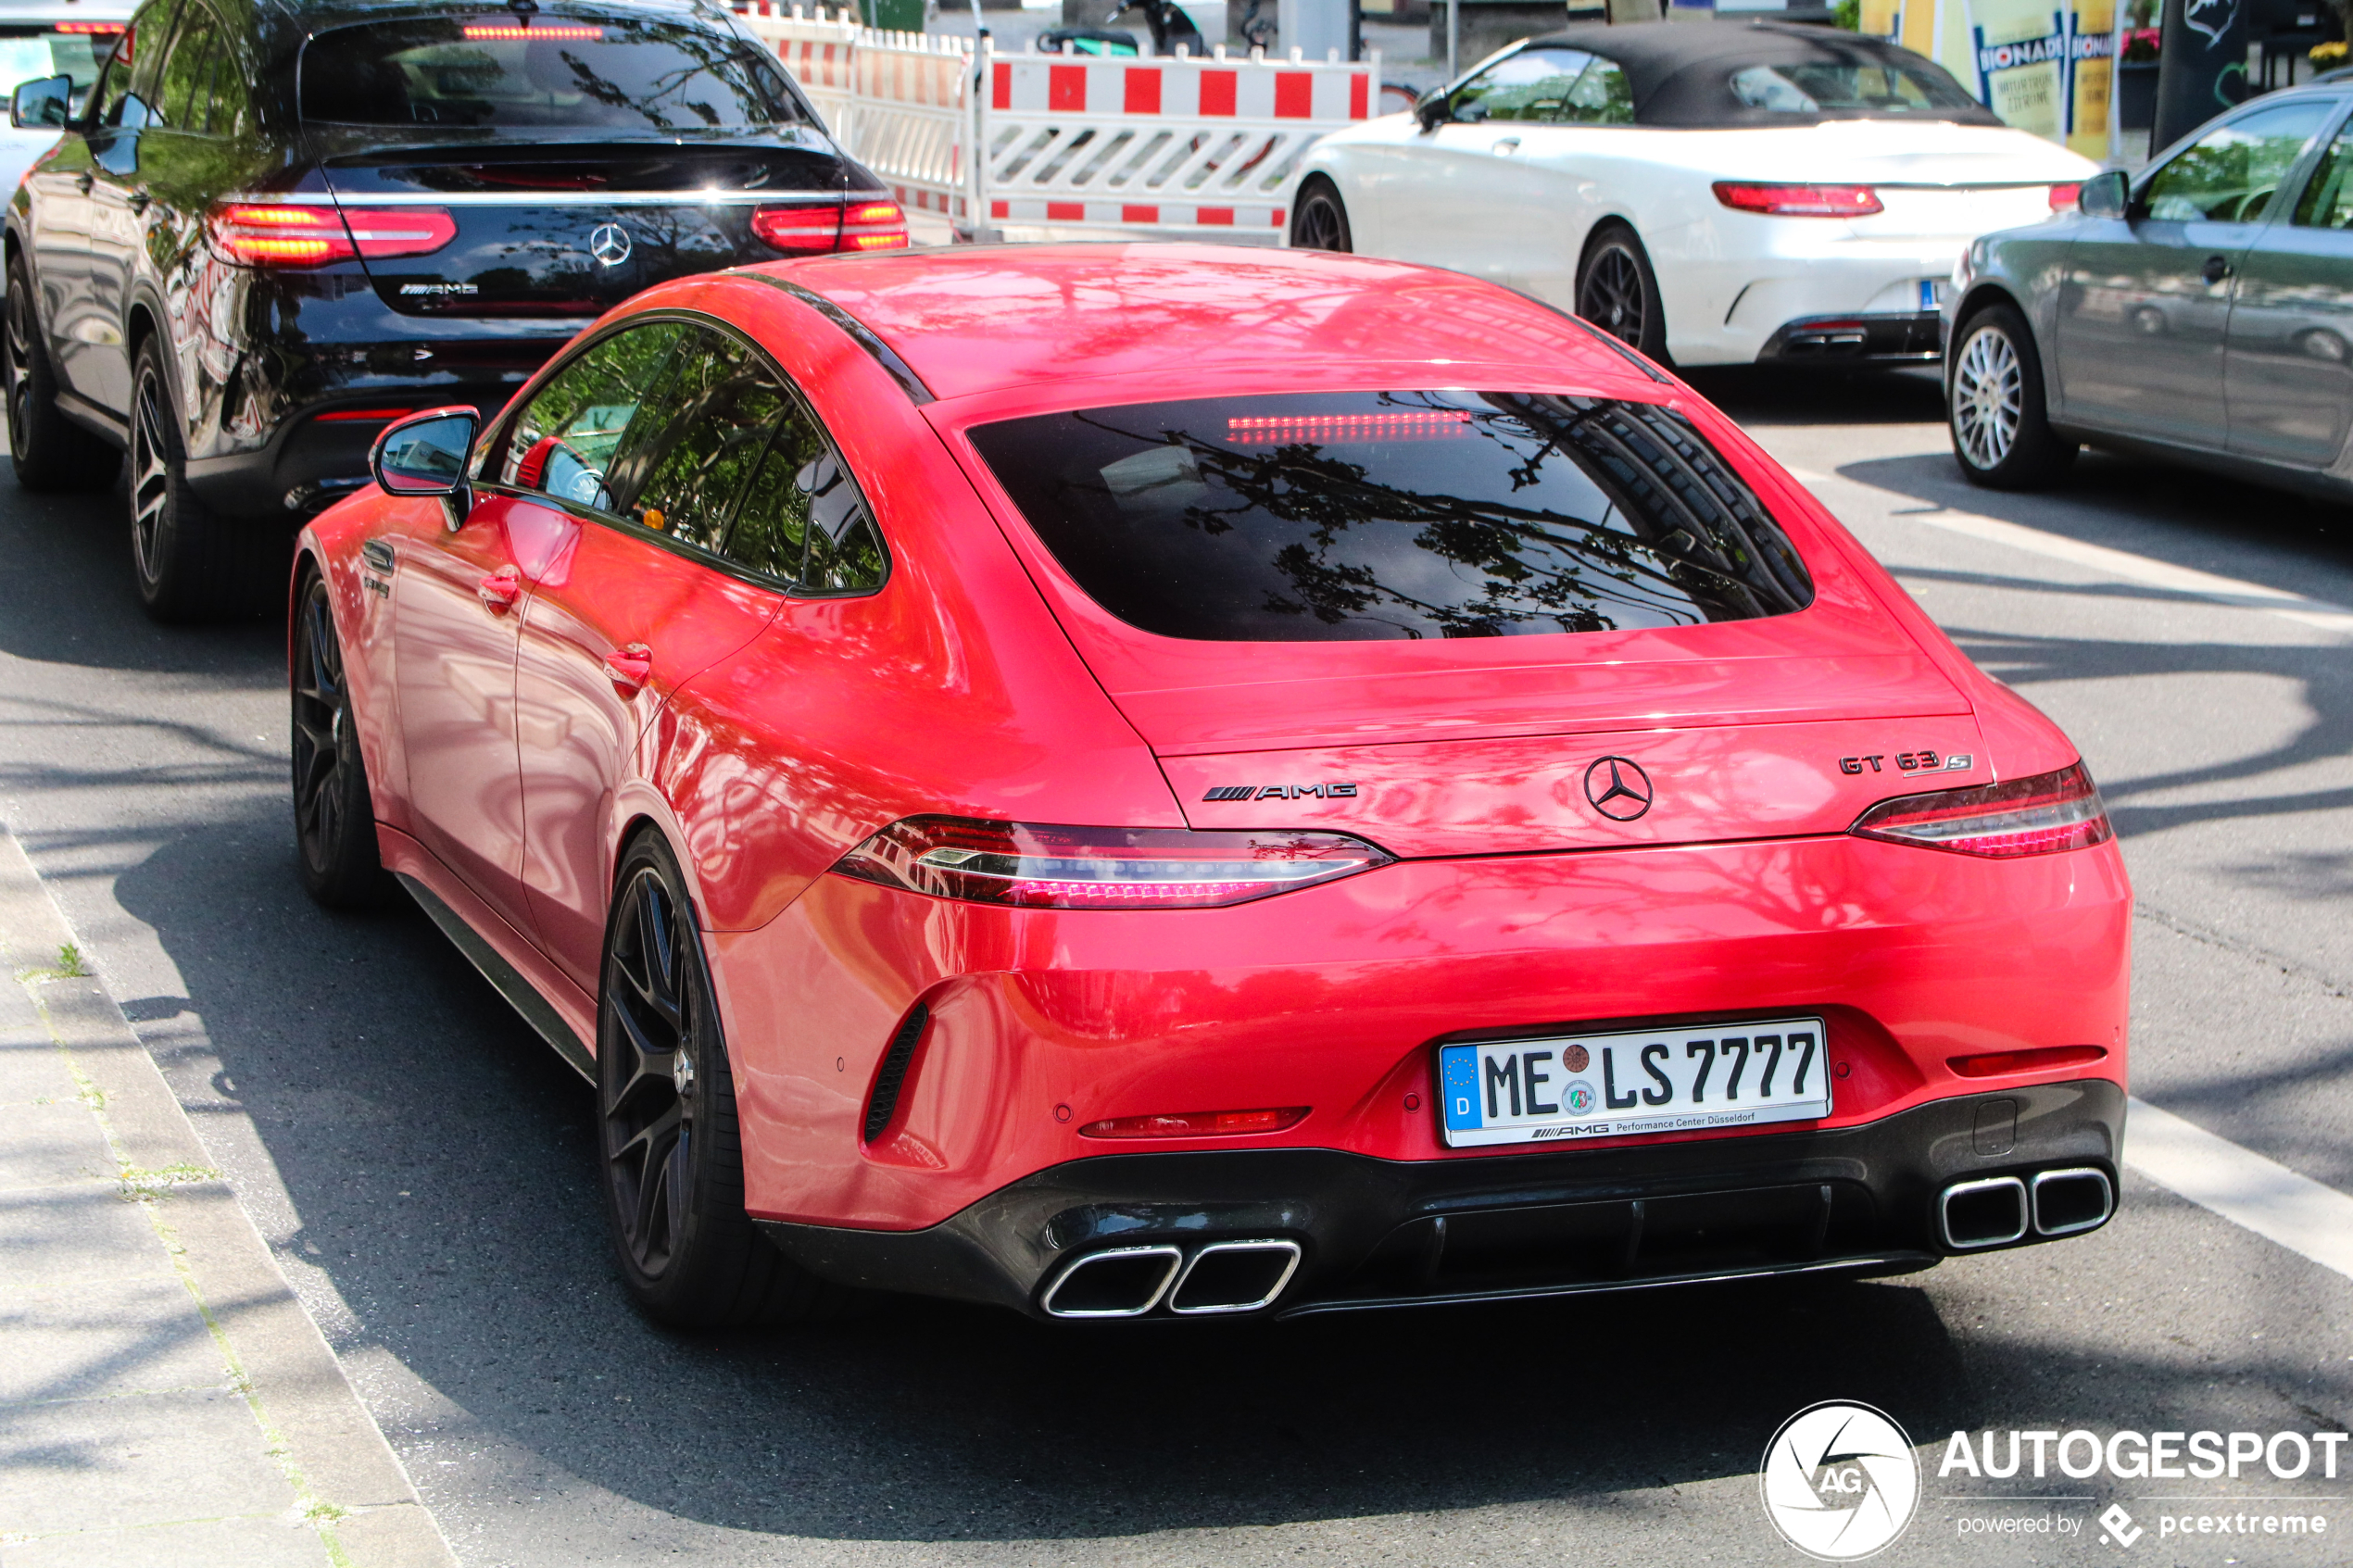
[
  {"x1": 1784, "y1": 467, "x2": 2353, "y2": 638},
  {"x1": 2125, "y1": 1097, "x2": 2353, "y2": 1284}
]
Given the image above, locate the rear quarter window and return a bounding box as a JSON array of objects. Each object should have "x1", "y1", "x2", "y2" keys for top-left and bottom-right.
[{"x1": 967, "y1": 392, "x2": 1814, "y2": 643}]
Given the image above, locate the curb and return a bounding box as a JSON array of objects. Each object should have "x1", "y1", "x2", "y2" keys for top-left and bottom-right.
[{"x1": 0, "y1": 825, "x2": 458, "y2": 1567}]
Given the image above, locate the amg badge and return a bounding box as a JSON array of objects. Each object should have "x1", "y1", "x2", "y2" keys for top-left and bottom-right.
[{"x1": 1202, "y1": 783, "x2": 1359, "y2": 801}]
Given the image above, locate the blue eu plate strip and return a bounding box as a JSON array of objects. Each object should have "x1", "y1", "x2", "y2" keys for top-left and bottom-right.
[{"x1": 1441, "y1": 1046, "x2": 1481, "y2": 1131}]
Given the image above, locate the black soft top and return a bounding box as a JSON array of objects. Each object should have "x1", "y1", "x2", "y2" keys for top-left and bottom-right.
[{"x1": 1515, "y1": 20, "x2": 2001, "y2": 129}]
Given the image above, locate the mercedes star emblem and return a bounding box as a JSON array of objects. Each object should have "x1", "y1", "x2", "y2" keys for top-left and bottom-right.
[
  {"x1": 1583, "y1": 756, "x2": 1655, "y2": 821},
  {"x1": 588, "y1": 222, "x2": 633, "y2": 268}
]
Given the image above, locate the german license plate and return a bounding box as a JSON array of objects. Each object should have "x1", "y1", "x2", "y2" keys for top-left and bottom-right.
[{"x1": 1438, "y1": 1017, "x2": 1831, "y2": 1148}]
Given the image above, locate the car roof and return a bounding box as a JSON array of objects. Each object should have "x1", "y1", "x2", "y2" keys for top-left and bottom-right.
[
  {"x1": 251, "y1": 0, "x2": 724, "y2": 34},
  {"x1": 1511, "y1": 19, "x2": 2000, "y2": 129},
  {"x1": 768, "y1": 245, "x2": 1664, "y2": 406}
]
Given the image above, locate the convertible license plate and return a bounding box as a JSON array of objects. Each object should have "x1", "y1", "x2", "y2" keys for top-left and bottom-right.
[{"x1": 1438, "y1": 1017, "x2": 1831, "y2": 1148}]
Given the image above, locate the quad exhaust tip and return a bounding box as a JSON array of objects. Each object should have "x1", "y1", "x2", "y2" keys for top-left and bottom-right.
[
  {"x1": 1040, "y1": 1239, "x2": 1302, "y2": 1319},
  {"x1": 1940, "y1": 1167, "x2": 2114, "y2": 1250}
]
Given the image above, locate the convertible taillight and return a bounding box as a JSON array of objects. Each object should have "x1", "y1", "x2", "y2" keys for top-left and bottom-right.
[
  {"x1": 829, "y1": 817, "x2": 1393, "y2": 909},
  {"x1": 1712, "y1": 182, "x2": 1883, "y2": 218},
  {"x1": 208, "y1": 203, "x2": 454, "y2": 266},
  {"x1": 1850, "y1": 762, "x2": 2113, "y2": 859}
]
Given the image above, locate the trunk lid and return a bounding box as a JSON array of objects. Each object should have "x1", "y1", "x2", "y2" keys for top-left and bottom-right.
[{"x1": 321, "y1": 137, "x2": 845, "y2": 318}]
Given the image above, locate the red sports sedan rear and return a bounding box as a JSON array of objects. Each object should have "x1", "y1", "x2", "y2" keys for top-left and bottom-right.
[{"x1": 292, "y1": 245, "x2": 2129, "y2": 1327}]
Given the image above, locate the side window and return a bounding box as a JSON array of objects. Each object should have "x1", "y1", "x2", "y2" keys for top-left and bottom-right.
[
  {"x1": 623, "y1": 327, "x2": 795, "y2": 552},
  {"x1": 157, "y1": 10, "x2": 219, "y2": 131},
  {"x1": 1449, "y1": 48, "x2": 1591, "y2": 123},
  {"x1": 2141, "y1": 101, "x2": 2335, "y2": 223},
  {"x1": 1562, "y1": 57, "x2": 1632, "y2": 125},
  {"x1": 724, "y1": 411, "x2": 887, "y2": 593},
  {"x1": 204, "y1": 44, "x2": 247, "y2": 136},
  {"x1": 90, "y1": 37, "x2": 134, "y2": 125},
  {"x1": 2293, "y1": 118, "x2": 2353, "y2": 229},
  {"x1": 123, "y1": 0, "x2": 174, "y2": 113},
  {"x1": 500, "y1": 320, "x2": 689, "y2": 512}
]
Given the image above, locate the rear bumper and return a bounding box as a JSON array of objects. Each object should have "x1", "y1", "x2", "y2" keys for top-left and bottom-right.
[
  {"x1": 758, "y1": 1077, "x2": 2123, "y2": 1319},
  {"x1": 1757, "y1": 310, "x2": 1944, "y2": 365},
  {"x1": 183, "y1": 379, "x2": 526, "y2": 517}
]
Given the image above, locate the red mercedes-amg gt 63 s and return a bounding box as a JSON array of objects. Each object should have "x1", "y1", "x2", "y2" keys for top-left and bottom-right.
[{"x1": 291, "y1": 245, "x2": 2130, "y2": 1328}]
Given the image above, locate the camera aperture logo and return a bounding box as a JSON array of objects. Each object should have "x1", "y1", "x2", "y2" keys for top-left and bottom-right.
[{"x1": 1761, "y1": 1401, "x2": 1921, "y2": 1560}]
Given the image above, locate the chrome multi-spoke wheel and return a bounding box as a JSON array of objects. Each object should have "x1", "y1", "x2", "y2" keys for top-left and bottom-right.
[
  {"x1": 1944, "y1": 303, "x2": 2075, "y2": 490},
  {"x1": 1575, "y1": 227, "x2": 1666, "y2": 359},
  {"x1": 1951, "y1": 322, "x2": 2022, "y2": 470},
  {"x1": 290, "y1": 571, "x2": 388, "y2": 909},
  {"x1": 1291, "y1": 185, "x2": 1352, "y2": 252},
  {"x1": 593, "y1": 835, "x2": 833, "y2": 1328}
]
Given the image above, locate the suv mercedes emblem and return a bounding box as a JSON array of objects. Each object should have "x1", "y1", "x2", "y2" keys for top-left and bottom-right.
[
  {"x1": 1584, "y1": 756, "x2": 1655, "y2": 821},
  {"x1": 588, "y1": 222, "x2": 633, "y2": 268}
]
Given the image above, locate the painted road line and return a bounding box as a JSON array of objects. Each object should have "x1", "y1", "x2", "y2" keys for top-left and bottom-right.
[
  {"x1": 1785, "y1": 467, "x2": 2353, "y2": 638},
  {"x1": 2125, "y1": 1097, "x2": 2353, "y2": 1284}
]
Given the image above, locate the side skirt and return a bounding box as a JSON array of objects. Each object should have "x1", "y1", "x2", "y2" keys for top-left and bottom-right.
[
  {"x1": 396, "y1": 872, "x2": 596, "y2": 1083},
  {"x1": 56, "y1": 387, "x2": 128, "y2": 447}
]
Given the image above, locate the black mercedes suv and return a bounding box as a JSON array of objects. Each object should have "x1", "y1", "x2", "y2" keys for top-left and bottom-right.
[{"x1": 3, "y1": 0, "x2": 902, "y2": 619}]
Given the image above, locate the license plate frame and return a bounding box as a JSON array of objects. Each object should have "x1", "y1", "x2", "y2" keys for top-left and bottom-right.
[{"x1": 1437, "y1": 1016, "x2": 1831, "y2": 1148}]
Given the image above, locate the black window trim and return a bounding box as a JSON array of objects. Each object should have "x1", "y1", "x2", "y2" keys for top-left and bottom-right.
[
  {"x1": 738, "y1": 273, "x2": 935, "y2": 406},
  {"x1": 476, "y1": 307, "x2": 891, "y2": 599},
  {"x1": 2280, "y1": 94, "x2": 2353, "y2": 230}
]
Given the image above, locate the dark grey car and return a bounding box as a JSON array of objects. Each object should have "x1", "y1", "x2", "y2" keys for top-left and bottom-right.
[{"x1": 1944, "y1": 86, "x2": 2353, "y2": 495}]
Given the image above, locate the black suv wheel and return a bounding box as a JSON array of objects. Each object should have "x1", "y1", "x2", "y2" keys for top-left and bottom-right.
[
  {"x1": 130, "y1": 334, "x2": 274, "y2": 621},
  {"x1": 5, "y1": 256, "x2": 121, "y2": 494}
]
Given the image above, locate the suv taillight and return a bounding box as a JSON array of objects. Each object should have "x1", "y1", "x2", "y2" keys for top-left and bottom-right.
[
  {"x1": 750, "y1": 199, "x2": 910, "y2": 256},
  {"x1": 841, "y1": 199, "x2": 909, "y2": 251},
  {"x1": 829, "y1": 817, "x2": 1392, "y2": 909},
  {"x1": 207, "y1": 203, "x2": 455, "y2": 267},
  {"x1": 1850, "y1": 762, "x2": 2113, "y2": 858},
  {"x1": 1713, "y1": 182, "x2": 1883, "y2": 218}
]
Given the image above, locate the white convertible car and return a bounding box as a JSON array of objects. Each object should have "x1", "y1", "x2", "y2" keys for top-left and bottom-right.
[{"x1": 1293, "y1": 21, "x2": 2097, "y2": 368}]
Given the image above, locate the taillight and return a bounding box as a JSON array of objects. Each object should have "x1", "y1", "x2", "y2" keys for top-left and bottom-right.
[
  {"x1": 840, "y1": 199, "x2": 909, "y2": 251},
  {"x1": 829, "y1": 817, "x2": 1393, "y2": 909},
  {"x1": 207, "y1": 203, "x2": 454, "y2": 266},
  {"x1": 208, "y1": 204, "x2": 354, "y2": 265},
  {"x1": 1850, "y1": 762, "x2": 2113, "y2": 859},
  {"x1": 1713, "y1": 182, "x2": 1883, "y2": 218},
  {"x1": 1080, "y1": 1107, "x2": 1310, "y2": 1139},
  {"x1": 339, "y1": 207, "x2": 457, "y2": 259},
  {"x1": 2047, "y1": 182, "x2": 2082, "y2": 212},
  {"x1": 749, "y1": 203, "x2": 843, "y2": 254}
]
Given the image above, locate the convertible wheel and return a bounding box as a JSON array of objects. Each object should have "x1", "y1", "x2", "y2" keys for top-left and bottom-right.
[
  {"x1": 4, "y1": 256, "x2": 120, "y2": 494},
  {"x1": 1290, "y1": 182, "x2": 1353, "y2": 252},
  {"x1": 131, "y1": 335, "x2": 277, "y2": 622},
  {"x1": 598, "y1": 834, "x2": 836, "y2": 1328},
  {"x1": 1948, "y1": 304, "x2": 2076, "y2": 490},
  {"x1": 291, "y1": 570, "x2": 392, "y2": 909},
  {"x1": 1575, "y1": 224, "x2": 1668, "y2": 363}
]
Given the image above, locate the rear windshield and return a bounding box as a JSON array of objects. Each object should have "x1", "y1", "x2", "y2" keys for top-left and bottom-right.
[
  {"x1": 0, "y1": 25, "x2": 120, "y2": 115},
  {"x1": 968, "y1": 393, "x2": 1814, "y2": 643},
  {"x1": 299, "y1": 16, "x2": 800, "y2": 131},
  {"x1": 1729, "y1": 60, "x2": 1979, "y2": 117}
]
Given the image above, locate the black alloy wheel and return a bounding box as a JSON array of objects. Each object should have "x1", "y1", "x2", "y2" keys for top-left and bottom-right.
[
  {"x1": 4, "y1": 256, "x2": 120, "y2": 493},
  {"x1": 291, "y1": 571, "x2": 391, "y2": 909},
  {"x1": 1575, "y1": 223, "x2": 1668, "y2": 363},
  {"x1": 597, "y1": 834, "x2": 835, "y2": 1328},
  {"x1": 1290, "y1": 182, "x2": 1353, "y2": 252},
  {"x1": 130, "y1": 335, "x2": 264, "y2": 621}
]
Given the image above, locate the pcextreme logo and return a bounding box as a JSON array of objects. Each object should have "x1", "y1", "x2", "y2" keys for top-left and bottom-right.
[{"x1": 1760, "y1": 1401, "x2": 1921, "y2": 1560}]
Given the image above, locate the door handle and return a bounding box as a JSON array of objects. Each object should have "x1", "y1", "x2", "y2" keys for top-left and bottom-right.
[
  {"x1": 2202, "y1": 254, "x2": 2232, "y2": 284},
  {"x1": 73, "y1": 172, "x2": 92, "y2": 194},
  {"x1": 475, "y1": 565, "x2": 521, "y2": 612},
  {"x1": 602, "y1": 642, "x2": 653, "y2": 696},
  {"x1": 1491, "y1": 137, "x2": 1521, "y2": 157},
  {"x1": 126, "y1": 191, "x2": 150, "y2": 214}
]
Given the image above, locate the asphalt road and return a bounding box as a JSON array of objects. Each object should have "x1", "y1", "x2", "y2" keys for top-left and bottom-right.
[{"x1": 1, "y1": 369, "x2": 2348, "y2": 1568}]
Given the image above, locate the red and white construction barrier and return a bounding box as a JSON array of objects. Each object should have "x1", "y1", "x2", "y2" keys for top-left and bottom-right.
[{"x1": 735, "y1": 6, "x2": 1379, "y2": 242}]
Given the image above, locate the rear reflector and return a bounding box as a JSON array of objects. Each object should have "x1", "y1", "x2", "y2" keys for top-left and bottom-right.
[
  {"x1": 1949, "y1": 1045, "x2": 2108, "y2": 1078},
  {"x1": 2047, "y1": 182, "x2": 2082, "y2": 211},
  {"x1": 1080, "y1": 1107, "x2": 1309, "y2": 1139},
  {"x1": 749, "y1": 204, "x2": 843, "y2": 254},
  {"x1": 207, "y1": 203, "x2": 454, "y2": 267},
  {"x1": 830, "y1": 817, "x2": 1393, "y2": 909},
  {"x1": 1713, "y1": 182, "x2": 1883, "y2": 218},
  {"x1": 841, "y1": 199, "x2": 910, "y2": 251},
  {"x1": 1850, "y1": 762, "x2": 2113, "y2": 859}
]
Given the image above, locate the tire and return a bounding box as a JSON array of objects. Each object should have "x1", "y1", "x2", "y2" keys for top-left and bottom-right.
[
  {"x1": 1947, "y1": 303, "x2": 2078, "y2": 490},
  {"x1": 291, "y1": 568, "x2": 393, "y2": 910},
  {"x1": 1575, "y1": 222, "x2": 1668, "y2": 364},
  {"x1": 598, "y1": 834, "x2": 837, "y2": 1329},
  {"x1": 129, "y1": 332, "x2": 278, "y2": 622},
  {"x1": 1290, "y1": 180, "x2": 1353, "y2": 253},
  {"x1": 4, "y1": 255, "x2": 120, "y2": 494}
]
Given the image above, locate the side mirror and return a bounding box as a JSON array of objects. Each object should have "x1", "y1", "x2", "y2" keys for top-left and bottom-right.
[
  {"x1": 371, "y1": 407, "x2": 478, "y2": 503},
  {"x1": 10, "y1": 75, "x2": 70, "y2": 131},
  {"x1": 2077, "y1": 169, "x2": 2128, "y2": 220},
  {"x1": 1414, "y1": 88, "x2": 1452, "y2": 131}
]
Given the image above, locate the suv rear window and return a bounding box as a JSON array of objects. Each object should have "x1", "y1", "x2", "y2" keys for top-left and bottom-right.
[
  {"x1": 968, "y1": 392, "x2": 1814, "y2": 643},
  {"x1": 299, "y1": 16, "x2": 800, "y2": 131}
]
